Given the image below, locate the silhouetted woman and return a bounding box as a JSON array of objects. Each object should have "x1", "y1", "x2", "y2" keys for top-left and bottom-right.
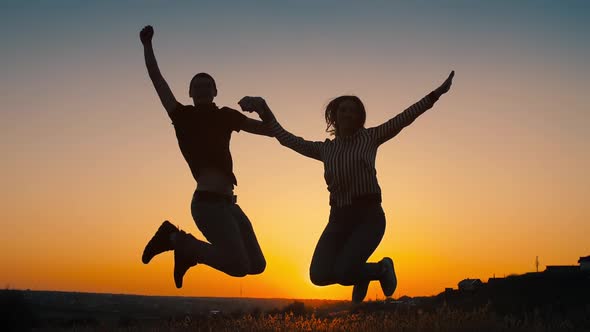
[
  {"x1": 239, "y1": 71, "x2": 454, "y2": 302},
  {"x1": 139, "y1": 25, "x2": 271, "y2": 288}
]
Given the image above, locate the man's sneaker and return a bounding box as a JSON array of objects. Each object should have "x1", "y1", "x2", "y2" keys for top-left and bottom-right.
[
  {"x1": 142, "y1": 220, "x2": 178, "y2": 264},
  {"x1": 352, "y1": 280, "x2": 370, "y2": 303},
  {"x1": 379, "y1": 257, "x2": 397, "y2": 297},
  {"x1": 173, "y1": 231, "x2": 198, "y2": 289}
]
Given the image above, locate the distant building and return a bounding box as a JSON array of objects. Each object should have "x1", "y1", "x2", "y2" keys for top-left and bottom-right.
[
  {"x1": 458, "y1": 279, "x2": 483, "y2": 291},
  {"x1": 579, "y1": 256, "x2": 590, "y2": 271},
  {"x1": 487, "y1": 277, "x2": 504, "y2": 284},
  {"x1": 545, "y1": 265, "x2": 579, "y2": 274}
]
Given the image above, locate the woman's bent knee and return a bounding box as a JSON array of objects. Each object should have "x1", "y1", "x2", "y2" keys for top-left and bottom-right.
[
  {"x1": 309, "y1": 269, "x2": 332, "y2": 286},
  {"x1": 333, "y1": 263, "x2": 361, "y2": 286}
]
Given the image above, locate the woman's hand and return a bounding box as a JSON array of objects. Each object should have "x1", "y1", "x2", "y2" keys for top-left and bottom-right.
[
  {"x1": 434, "y1": 70, "x2": 455, "y2": 98},
  {"x1": 238, "y1": 96, "x2": 269, "y2": 116}
]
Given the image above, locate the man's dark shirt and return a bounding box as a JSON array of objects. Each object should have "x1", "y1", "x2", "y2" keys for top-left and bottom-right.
[{"x1": 169, "y1": 102, "x2": 247, "y2": 185}]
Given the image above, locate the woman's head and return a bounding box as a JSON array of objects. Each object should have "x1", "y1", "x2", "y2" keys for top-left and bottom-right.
[{"x1": 325, "y1": 95, "x2": 366, "y2": 136}]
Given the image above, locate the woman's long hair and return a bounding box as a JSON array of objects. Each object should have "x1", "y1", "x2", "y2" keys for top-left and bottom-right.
[{"x1": 324, "y1": 95, "x2": 366, "y2": 136}]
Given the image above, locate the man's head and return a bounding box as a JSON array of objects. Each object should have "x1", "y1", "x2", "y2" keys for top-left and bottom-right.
[{"x1": 189, "y1": 73, "x2": 217, "y2": 105}]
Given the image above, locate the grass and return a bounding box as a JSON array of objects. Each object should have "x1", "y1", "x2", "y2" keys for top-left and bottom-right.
[
  {"x1": 29, "y1": 303, "x2": 588, "y2": 332},
  {"x1": 3, "y1": 289, "x2": 589, "y2": 331}
]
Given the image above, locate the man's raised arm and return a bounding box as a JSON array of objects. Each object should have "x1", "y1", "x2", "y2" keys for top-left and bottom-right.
[{"x1": 140, "y1": 25, "x2": 178, "y2": 114}]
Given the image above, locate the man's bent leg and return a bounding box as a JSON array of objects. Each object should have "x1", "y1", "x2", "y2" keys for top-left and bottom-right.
[
  {"x1": 190, "y1": 199, "x2": 251, "y2": 277},
  {"x1": 229, "y1": 204, "x2": 266, "y2": 275}
]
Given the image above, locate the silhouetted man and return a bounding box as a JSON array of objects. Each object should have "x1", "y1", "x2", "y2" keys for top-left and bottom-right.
[{"x1": 139, "y1": 25, "x2": 270, "y2": 288}]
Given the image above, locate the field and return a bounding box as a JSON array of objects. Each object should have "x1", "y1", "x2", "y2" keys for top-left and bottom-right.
[
  {"x1": 64, "y1": 306, "x2": 586, "y2": 332},
  {"x1": 3, "y1": 290, "x2": 590, "y2": 331}
]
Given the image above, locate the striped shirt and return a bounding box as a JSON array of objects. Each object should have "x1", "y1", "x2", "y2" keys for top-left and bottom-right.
[{"x1": 267, "y1": 93, "x2": 438, "y2": 207}]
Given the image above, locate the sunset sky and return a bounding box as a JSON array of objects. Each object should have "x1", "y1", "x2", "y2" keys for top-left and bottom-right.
[{"x1": 1, "y1": 1, "x2": 589, "y2": 301}]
